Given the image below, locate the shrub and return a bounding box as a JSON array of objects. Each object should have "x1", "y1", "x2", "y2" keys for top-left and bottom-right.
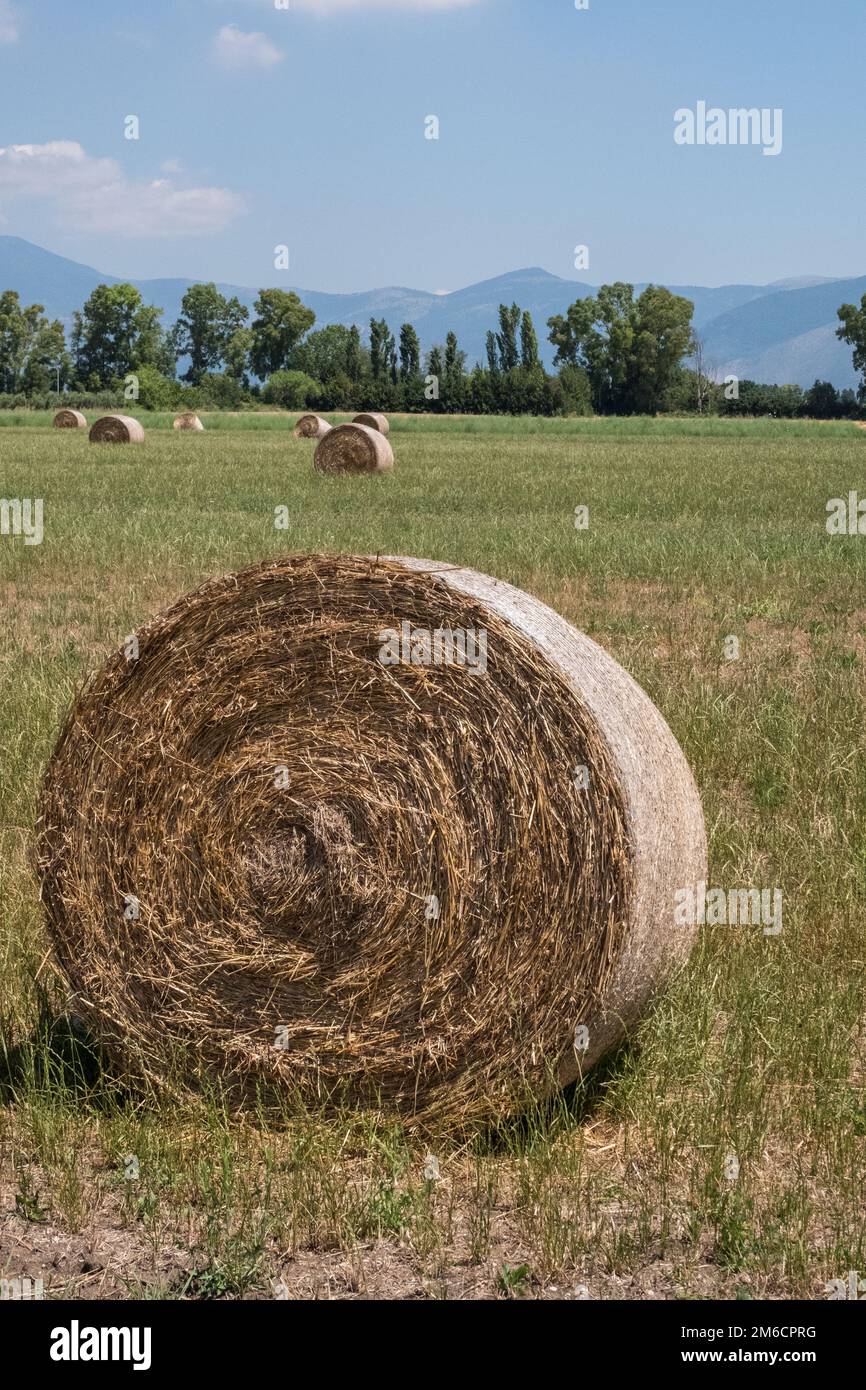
[
  {"x1": 193, "y1": 373, "x2": 249, "y2": 409},
  {"x1": 124, "y1": 365, "x2": 183, "y2": 411},
  {"x1": 261, "y1": 370, "x2": 319, "y2": 410}
]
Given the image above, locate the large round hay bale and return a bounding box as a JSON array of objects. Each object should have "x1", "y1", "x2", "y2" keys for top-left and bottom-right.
[
  {"x1": 89, "y1": 415, "x2": 144, "y2": 445},
  {"x1": 352, "y1": 411, "x2": 390, "y2": 435},
  {"x1": 53, "y1": 408, "x2": 87, "y2": 430},
  {"x1": 173, "y1": 412, "x2": 204, "y2": 432},
  {"x1": 294, "y1": 414, "x2": 332, "y2": 440},
  {"x1": 36, "y1": 554, "x2": 706, "y2": 1129},
  {"x1": 313, "y1": 422, "x2": 393, "y2": 475}
]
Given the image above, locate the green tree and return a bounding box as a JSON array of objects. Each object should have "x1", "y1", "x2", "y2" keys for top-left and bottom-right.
[
  {"x1": 249, "y1": 289, "x2": 315, "y2": 380},
  {"x1": 802, "y1": 379, "x2": 840, "y2": 419},
  {"x1": 426, "y1": 346, "x2": 444, "y2": 380},
  {"x1": 837, "y1": 294, "x2": 866, "y2": 401},
  {"x1": 520, "y1": 310, "x2": 540, "y2": 368},
  {"x1": 443, "y1": 331, "x2": 467, "y2": 411},
  {"x1": 130, "y1": 363, "x2": 182, "y2": 410},
  {"x1": 720, "y1": 379, "x2": 803, "y2": 418},
  {"x1": 556, "y1": 364, "x2": 592, "y2": 416},
  {"x1": 72, "y1": 283, "x2": 171, "y2": 387},
  {"x1": 664, "y1": 365, "x2": 721, "y2": 415},
  {"x1": 629, "y1": 284, "x2": 695, "y2": 414},
  {"x1": 20, "y1": 317, "x2": 70, "y2": 394},
  {"x1": 497, "y1": 303, "x2": 521, "y2": 371},
  {"x1": 0, "y1": 291, "x2": 30, "y2": 391},
  {"x1": 316, "y1": 371, "x2": 355, "y2": 411},
  {"x1": 426, "y1": 346, "x2": 444, "y2": 408},
  {"x1": 223, "y1": 327, "x2": 253, "y2": 384},
  {"x1": 399, "y1": 323, "x2": 421, "y2": 380},
  {"x1": 547, "y1": 294, "x2": 594, "y2": 368},
  {"x1": 261, "y1": 369, "x2": 320, "y2": 409},
  {"x1": 369, "y1": 318, "x2": 396, "y2": 382},
  {"x1": 485, "y1": 330, "x2": 500, "y2": 375},
  {"x1": 0, "y1": 292, "x2": 70, "y2": 393},
  {"x1": 467, "y1": 363, "x2": 495, "y2": 414},
  {"x1": 548, "y1": 282, "x2": 694, "y2": 414},
  {"x1": 346, "y1": 325, "x2": 364, "y2": 382},
  {"x1": 171, "y1": 283, "x2": 248, "y2": 385},
  {"x1": 291, "y1": 324, "x2": 364, "y2": 383},
  {"x1": 195, "y1": 372, "x2": 246, "y2": 409},
  {"x1": 444, "y1": 331, "x2": 464, "y2": 380}
]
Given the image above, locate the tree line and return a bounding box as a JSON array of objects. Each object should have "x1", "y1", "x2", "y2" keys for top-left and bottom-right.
[{"x1": 1, "y1": 278, "x2": 864, "y2": 417}]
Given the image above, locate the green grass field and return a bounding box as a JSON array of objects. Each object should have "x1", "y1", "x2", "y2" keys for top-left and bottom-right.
[{"x1": 1, "y1": 412, "x2": 865, "y2": 1300}]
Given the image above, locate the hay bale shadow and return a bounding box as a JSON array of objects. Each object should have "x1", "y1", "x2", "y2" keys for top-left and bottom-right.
[
  {"x1": 473, "y1": 1040, "x2": 636, "y2": 1156},
  {"x1": 0, "y1": 999, "x2": 103, "y2": 1105}
]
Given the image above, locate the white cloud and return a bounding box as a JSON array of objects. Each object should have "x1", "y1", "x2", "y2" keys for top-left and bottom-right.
[
  {"x1": 0, "y1": 1, "x2": 21, "y2": 44},
  {"x1": 0, "y1": 141, "x2": 244, "y2": 238},
  {"x1": 211, "y1": 24, "x2": 284, "y2": 69}
]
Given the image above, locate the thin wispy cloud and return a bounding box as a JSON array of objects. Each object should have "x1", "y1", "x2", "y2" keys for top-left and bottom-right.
[
  {"x1": 0, "y1": 1, "x2": 21, "y2": 43},
  {"x1": 211, "y1": 24, "x2": 284, "y2": 69},
  {"x1": 290, "y1": 0, "x2": 482, "y2": 9},
  {"x1": 221, "y1": 0, "x2": 483, "y2": 11},
  {"x1": 0, "y1": 142, "x2": 244, "y2": 237}
]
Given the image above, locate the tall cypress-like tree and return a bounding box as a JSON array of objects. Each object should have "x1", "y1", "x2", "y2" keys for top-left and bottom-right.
[
  {"x1": 497, "y1": 303, "x2": 521, "y2": 371},
  {"x1": 520, "y1": 310, "x2": 540, "y2": 368},
  {"x1": 426, "y1": 345, "x2": 444, "y2": 399},
  {"x1": 369, "y1": 318, "x2": 396, "y2": 381},
  {"x1": 443, "y1": 330, "x2": 466, "y2": 410},
  {"x1": 346, "y1": 325, "x2": 363, "y2": 381},
  {"x1": 444, "y1": 330, "x2": 465, "y2": 380},
  {"x1": 399, "y1": 323, "x2": 421, "y2": 379}
]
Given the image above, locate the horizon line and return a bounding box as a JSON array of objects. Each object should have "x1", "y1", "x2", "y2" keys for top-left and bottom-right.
[{"x1": 0, "y1": 236, "x2": 858, "y2": 299}]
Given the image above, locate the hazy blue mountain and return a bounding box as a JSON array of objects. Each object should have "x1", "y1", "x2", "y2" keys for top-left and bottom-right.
[
  {"x1": 699, "y1": 276, "x2": 866, "y2": 391},
  {"x1": 0, "y1": 236, "x2": 860, "y2": 389},
  {"x1": 766, "y1": 276, "x2": 842, "y2": 290},
  {"x1": 0, "y1": 236, "x2": 121, "y2": 316},
  {"x1": 406, "y1": 268, "x2": 596, "y2": 354}
]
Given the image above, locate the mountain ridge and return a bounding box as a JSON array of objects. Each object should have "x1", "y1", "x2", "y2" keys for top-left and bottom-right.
[{"x1": 0, "y1": 237, "x2": 860, "y2": 389}]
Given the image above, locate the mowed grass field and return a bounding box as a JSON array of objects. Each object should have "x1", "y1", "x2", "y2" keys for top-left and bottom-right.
[{"x1": 1, "y1": 412, "x2": 865, "y2": 1301}]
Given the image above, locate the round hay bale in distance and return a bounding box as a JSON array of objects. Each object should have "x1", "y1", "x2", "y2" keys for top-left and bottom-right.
[
  {"x1": 313, "y1": 422, "x2": 393, "y2": 475},
  {"x1": 352, "y1": 411, "x2": 390, "y2": 435},
  {"x1": 53, "y1": 408, "x2": 87, "y2": 430},
  {"x1": 89, "y1": 415, "x2": 144, "y2": 445},
  {"x1": 37, "y1": 554, "x2": 706, "y2": 1129},
  {"x1": 294, "y1": 414, "x2": 332, "y2": 440},
  {"x1": 173, "y1": 412, "x2": 204, "y2": 432}
]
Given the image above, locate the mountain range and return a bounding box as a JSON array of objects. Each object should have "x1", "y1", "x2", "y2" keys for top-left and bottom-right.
[{"x1": 0, "y1": 237, "x2": 862, "y2": 390}]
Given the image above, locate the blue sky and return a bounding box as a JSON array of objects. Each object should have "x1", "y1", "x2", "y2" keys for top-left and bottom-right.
[{"x1": 0, "y1": 0, "x2": 862, "y2": 292}]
